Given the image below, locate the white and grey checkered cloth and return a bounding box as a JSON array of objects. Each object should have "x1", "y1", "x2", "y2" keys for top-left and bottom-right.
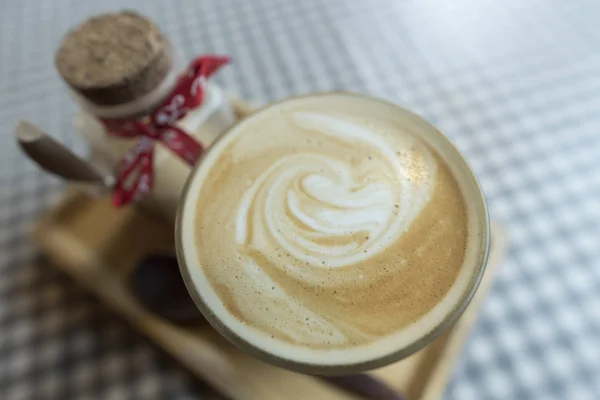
[{"x1": 1, "y1": 0, "x2": 599, "y2": 399}]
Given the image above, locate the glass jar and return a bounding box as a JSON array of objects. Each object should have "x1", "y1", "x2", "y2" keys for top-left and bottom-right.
[{"x1": 72, "y1": 71, "x2": 236, "y2": 223}]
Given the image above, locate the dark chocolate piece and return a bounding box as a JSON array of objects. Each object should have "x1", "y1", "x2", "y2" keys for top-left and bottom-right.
[
  {"x1": 130, "y1": 254, "x2": 203, "y2": 324},
  {"x1": 323, "y1": 374, "x2": 406, "y2": 400}
]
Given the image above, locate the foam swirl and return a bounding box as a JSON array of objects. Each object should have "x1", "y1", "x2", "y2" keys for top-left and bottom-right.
[
  {"x1": 222, "y1": 112, "x2": 439, "y2": 344},
  {"x1": 236, "y1": 113, "x2": 437, "y2": 271}
]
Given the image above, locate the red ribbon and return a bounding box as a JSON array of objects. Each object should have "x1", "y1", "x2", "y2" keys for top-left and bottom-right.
[{"x1": 101, "y1": 55, "x2": 231, "y2": 207}]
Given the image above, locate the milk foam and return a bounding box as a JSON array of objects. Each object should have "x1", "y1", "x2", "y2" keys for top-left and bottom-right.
[
  {"x1": 236, "y1": 112, "x2": 437, "y2": 269},
  {"x1": 227, "y1": 112, "x2": 438, "y2": 345},
  {"x1": 180, "y1": 94, "x2": 488, "y2": 369}
]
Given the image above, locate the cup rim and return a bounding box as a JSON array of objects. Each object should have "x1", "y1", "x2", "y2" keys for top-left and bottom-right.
[{"x1": 175, "y1": 91, "x2": 490, "y2": 375}]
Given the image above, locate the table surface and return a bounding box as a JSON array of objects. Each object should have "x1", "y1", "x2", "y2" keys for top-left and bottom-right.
[{"x1": 1, "y1": 0, "x2": 599, "y2": 399}]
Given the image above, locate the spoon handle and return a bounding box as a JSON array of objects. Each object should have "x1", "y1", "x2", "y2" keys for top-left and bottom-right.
[{"x1": 16, "y1": 121, "x2": 112, "y2": 186}]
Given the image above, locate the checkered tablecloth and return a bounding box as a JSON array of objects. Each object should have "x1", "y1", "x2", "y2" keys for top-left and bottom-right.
[{"x1": 1, "y1": 0, "x2": 600, "y2": 399}]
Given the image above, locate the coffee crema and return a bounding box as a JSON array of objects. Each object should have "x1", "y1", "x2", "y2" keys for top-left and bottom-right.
[
  {"x1": 190, "y1": 93, "x2": 468, "y2": 344},
  {"x1": 180, "y1": 94, "x2": 486, "y2": 369}
]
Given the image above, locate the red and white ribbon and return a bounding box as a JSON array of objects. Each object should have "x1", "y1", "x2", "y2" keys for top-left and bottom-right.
[{"x1": 101, "y1": 55, "x2": 230, "y2": 207}]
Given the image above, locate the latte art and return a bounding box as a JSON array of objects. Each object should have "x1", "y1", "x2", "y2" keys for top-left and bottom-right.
[
  {"x1": 180, "y1": 93, "x2": 485, "y2": 370},
  {"x1": 220, "y1": 112, "x2": 441, "y2": 345},
  {"x1": 236, "y1": 113, "x2": 437, "y2": 272}
]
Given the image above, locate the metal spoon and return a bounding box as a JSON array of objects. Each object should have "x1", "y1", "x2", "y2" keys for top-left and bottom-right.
[{"x1": 15, "y1": 121, "x2": 113, "y2": 187}]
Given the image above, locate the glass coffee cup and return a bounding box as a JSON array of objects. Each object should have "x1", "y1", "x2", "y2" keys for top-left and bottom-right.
[{"x1": 176, "y1": 92, "x2": 490, "y2": 375}]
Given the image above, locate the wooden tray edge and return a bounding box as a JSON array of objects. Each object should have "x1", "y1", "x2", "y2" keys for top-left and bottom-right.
[{"x1": 32, "y1": 189, "x2": 507, "y2": 400}]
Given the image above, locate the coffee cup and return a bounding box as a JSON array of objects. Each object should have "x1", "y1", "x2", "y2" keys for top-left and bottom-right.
[{"x1": 176, "y1": 92, "x2": 490, "y2": 374}]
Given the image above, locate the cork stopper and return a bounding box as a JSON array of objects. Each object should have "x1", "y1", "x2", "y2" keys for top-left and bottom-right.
[{"x1": 55, "y1": 11, "x2": 172, "y2": 106}]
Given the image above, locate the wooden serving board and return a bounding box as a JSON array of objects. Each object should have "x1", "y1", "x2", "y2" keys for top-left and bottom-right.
[
  {"x1": 33, "y1": 189, "x2": 505, "y2": 400},
  {"x1": 32, "y1": 99, "x2": 507, "y2": 399}
]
